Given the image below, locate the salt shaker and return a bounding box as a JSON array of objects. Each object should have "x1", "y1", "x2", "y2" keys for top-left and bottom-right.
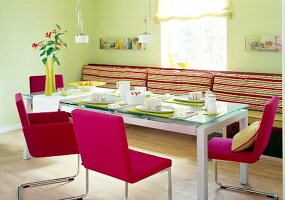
[
  {"x1": 205, "y1": 90, "x2": 213, "y2": 108},
  {"x1": 207, "y1": 94, "x2": 217, "y2": 114}
]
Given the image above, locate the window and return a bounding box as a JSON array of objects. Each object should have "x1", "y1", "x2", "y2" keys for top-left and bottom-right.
[
  {"x1": 156, "y1": 0, "x2": 231, "y2": 70},
  {"x1": 161, "y1": 18, "x2": 227, "y2": 70}
]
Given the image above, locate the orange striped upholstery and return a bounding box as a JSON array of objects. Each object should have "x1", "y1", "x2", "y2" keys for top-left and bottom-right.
[
  {"x1": 147, "y1": 68, "x2": 213, "y2": 95},
  {"x1": 82, "y1": 65, "x2": 148, "y2": 89},
  {"x1": 212, "y1": 72, "x2": 282, "y2": 113}
]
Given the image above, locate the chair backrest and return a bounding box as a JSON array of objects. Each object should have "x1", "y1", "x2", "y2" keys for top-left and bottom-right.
[
  {"x1": 29, "y1": 74, "x2": 64, "y2": 93},
  {"x1": 253, "y1": 96, "x2": 279, "y2": 158},
  {"x1": 72, "y1": 109, "x2": 132, "y2": 181},
  {"x1": 15, "y1": 93, "x2": 30, "y2": 127}
]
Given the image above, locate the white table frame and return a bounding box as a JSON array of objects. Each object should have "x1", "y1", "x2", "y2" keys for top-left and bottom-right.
[{"x1": 24, "y1": 93, "x2": 248, "y2": 200}]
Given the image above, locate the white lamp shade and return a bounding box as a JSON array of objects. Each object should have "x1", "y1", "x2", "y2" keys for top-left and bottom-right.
[
  {"x1": 75, "y1": 34, "x2": 89, "y2": 43},
  {"x1": 138, "y1": 34, "x2": 154, "y2": 43}
]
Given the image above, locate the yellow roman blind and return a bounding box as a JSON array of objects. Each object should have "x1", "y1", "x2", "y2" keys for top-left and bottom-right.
[{"x1": 155, "y1": 0, "x2": 232, "y2": 22}]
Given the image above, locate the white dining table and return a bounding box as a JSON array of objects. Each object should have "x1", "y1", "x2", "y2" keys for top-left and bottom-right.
[{"x1": 24, "y1": 88, "x2": 249, "y2": 200}]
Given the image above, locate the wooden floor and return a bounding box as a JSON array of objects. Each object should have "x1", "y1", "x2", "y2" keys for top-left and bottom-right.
[{"x1": 0, "y1": 125, "x2": 282, "y2": 200}]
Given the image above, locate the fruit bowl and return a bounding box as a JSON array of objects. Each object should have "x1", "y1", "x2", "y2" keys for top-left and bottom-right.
[{"x1": 68, "y1": 81, "x2": 106, "y2": 92}]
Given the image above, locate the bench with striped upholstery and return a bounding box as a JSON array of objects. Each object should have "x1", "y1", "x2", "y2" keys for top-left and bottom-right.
[
  {"x1": 212, "y1": 72, "x2": 282, "y2": 113},
  {"x1": 82, "y1": 64, "x2": 148, "y2": 89},
  {"x1": 81, "y1": 64, "x2": 282, "y2": 127},
  {"x1": 147, "y1": 68, "x2": 214, "y2": 95},
  {"x1": 212, "y1": 72, "x2": 282, "y2": 129}
]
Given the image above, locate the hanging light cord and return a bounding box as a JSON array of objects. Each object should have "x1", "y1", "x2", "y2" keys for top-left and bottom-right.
[{"x1": 76, "y1": 0, "x2": 84, "y2": 34}]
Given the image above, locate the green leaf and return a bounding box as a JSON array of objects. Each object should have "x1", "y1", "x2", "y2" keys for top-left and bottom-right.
[
  {"x1": 42, "y1": 58, "x2": 47, "y2": 65},
  {"x1": 63, "y1": 43, "x2": 67, "y2": 48},
  {"x1": 40, "y1": 45, "x2": 46, "y2": 50},
  {"x1": 53, "y1": 56, "x2": 60, "y2": 66},
  {"x1": 56, "y1": 24, "x2": 61, "y2": 30},
  {"x1": 55, "y1": 33, "x2": 64, "y2": 42},
  {"x1": 47, "y1": 41, "x2": 54, "y2": 45},
  {"x1": 40, "y1": 50, "x2": 46, "y2": 57},
  {"x1": 54, "y1": 47, "x2": 60, "y2": 51},
  {"x1": 47, "y1": 47, "x2": 54, "y2": 56}
]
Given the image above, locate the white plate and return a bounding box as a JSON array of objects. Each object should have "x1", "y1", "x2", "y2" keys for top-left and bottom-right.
[
  {"x1": 113, "y1": 91, "x2": 153, "y2": 97},
  {"x1": 135, "y1": 105, "x2": 175, "y2": 113},
  {"x1": 82, "y1": 98, "x2": 116, "y2": 104},
  {"x1": 174, "y1": 95, "x2": 205, "y2": 103}
]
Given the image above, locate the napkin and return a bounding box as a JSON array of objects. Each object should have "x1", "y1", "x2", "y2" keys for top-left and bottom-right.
[{"x1": 174, "y1": 111, "x2": 197, "y2": 118}]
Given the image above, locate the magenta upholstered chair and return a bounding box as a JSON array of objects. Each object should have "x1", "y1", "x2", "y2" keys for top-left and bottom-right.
[
  {"x1": 15, "y1": 93, "x2": 85, "y2": 200},
  {"x1": 29, "y1": 74, "x2": 64, "y2": 93},
  {"x1": 208, "y1": 96, "x2": 279, "y2": 199},
  {"x1": 72, "y1": 109, "x2": 172, "y2": 200}
]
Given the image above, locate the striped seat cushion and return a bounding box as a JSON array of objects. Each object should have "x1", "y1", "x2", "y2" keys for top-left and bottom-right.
[
  {"x1": 212, "y1": 72, "x2": 282, "y2": 113},
  {"x1": 147, "y1": 68, "x2": 213, "y2": 95},
  {"x1": 82, "y1": 65, "x2": 148, "y2": 89}
]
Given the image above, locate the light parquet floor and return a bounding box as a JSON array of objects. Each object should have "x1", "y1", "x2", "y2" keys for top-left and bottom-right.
[{"x1": 0, "y1": 125, "x2": 282, "y2": 200}]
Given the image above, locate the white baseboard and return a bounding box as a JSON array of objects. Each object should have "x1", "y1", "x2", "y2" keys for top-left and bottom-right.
[{"x1": 0, "y1": 124, "x2": 21, "y2": 134}]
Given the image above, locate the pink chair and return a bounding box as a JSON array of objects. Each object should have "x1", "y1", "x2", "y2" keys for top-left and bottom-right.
[
  {"x1": 208, "y1": 96, "x2": 279, "y2": 199},
  {"x1": 15, "y1": 93, "x2": 85, "y2": 200},
  {"x1": 72, "y1": 109, "x2": 172, "y2": 200},
  {"x1": 29, "y1": 74, "x2": 64, "y2": 93}
]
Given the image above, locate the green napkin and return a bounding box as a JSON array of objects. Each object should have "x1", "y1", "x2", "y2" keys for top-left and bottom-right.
[
  {"x1": 126, "y1": 108, "x2": 174, "y2": 117},
  {"x1": 164, "y1": 99, "x2": 204, "y2": 106},
  {"x1": 75, "y1": 101, "x2": 109, "y2": 108}
]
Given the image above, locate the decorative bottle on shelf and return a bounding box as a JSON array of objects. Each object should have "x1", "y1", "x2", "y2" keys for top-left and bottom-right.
[{"x1": 207, "y1": 94, "x2": 217, "y2": 114}]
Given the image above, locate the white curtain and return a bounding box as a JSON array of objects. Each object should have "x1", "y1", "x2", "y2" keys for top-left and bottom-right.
[{"x1": 155, "y1": 0, "x2": 232, "y2": 22}]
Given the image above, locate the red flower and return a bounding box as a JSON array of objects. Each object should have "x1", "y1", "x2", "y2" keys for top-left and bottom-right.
[
  {"x1": 32, "y1": 43, "x2": 38, "y2": 49},
  {"x1": 45, "y1": 32, "x2": 51, "y2": 38}
]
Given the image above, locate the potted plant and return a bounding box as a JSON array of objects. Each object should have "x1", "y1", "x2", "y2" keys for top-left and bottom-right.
[{"x1": 32, "y1": 24, "x2": 67, "y2": 96}]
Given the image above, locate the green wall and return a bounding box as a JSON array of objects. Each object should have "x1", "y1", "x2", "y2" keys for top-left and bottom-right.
[
  {"x1": 0, "y1": 0, "x2": 96, "y2": 129},
  {"x1": 228, "y1": 0, "x2": 282, "y2": 73},
  {"x1": 93, "y1": 0, "x2": 161, "y2": 66}
]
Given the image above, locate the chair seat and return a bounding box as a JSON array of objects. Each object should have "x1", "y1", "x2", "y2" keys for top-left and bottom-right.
[
  {"x1": 129, "y1": 149, "x2": 172, "y2": 183},
  {"x1": 208, "y1": 137, "x2": 257, "y2": 164}
]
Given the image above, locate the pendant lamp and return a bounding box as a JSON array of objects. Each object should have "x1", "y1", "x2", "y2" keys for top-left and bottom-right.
[
  {"x1": 138, "y1": 0, "x2": 154, "y2": 43},
  {"x1": 75, "y1": 0, "x2": 89, "y2": 43}
]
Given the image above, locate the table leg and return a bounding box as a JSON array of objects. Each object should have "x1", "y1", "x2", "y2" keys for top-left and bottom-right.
[
  {"x1": 197, "y1": 128, "x2": 208, "y2": 200},
  {"x1": 239, "y1": 117, "x2": 248, "y2": 185}
]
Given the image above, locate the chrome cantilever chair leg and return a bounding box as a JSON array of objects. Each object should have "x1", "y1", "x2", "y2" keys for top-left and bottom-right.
[
  {"x1": 214, "y1": 161, "x2": 279, "y2": 199},
  {"x1": 168, "y1": 168, "x2": 172, "y2": 200},
  {"x1": 61, "y1": 169, "x2": 89, "y2": 200},
  {"x1": 122, "y1": 167, "x2": 172, "y2": 200},
  {"x1": 16, "y1": 155, "x2": 86, "y2": 200},
  {"x1": 124, "y1": 182, "x2": 128, "y2": 200}
]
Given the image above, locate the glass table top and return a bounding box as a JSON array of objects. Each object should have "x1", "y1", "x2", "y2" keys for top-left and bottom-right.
[{"x1": 59, "y1": 93, "x2": 248, "y2": 125}]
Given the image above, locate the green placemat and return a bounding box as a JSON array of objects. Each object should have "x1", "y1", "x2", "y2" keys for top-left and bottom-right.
[
  {"x1": 164, "y1": 99, "x2": 204, "y2": 106},
  {"x1": 75, "y1": 101, "x2": 109, "y2": 108},
  {"x1": 126, "y1": 108, "x2": 174, "y2": 117}
]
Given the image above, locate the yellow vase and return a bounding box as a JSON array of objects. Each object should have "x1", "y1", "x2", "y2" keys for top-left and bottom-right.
[
  {"x1": 45, "y1": 62, "x2": 52, "y2": 96},
  {"x1": 50, "y1": 62, "x2": 56, "y2": 93}
]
